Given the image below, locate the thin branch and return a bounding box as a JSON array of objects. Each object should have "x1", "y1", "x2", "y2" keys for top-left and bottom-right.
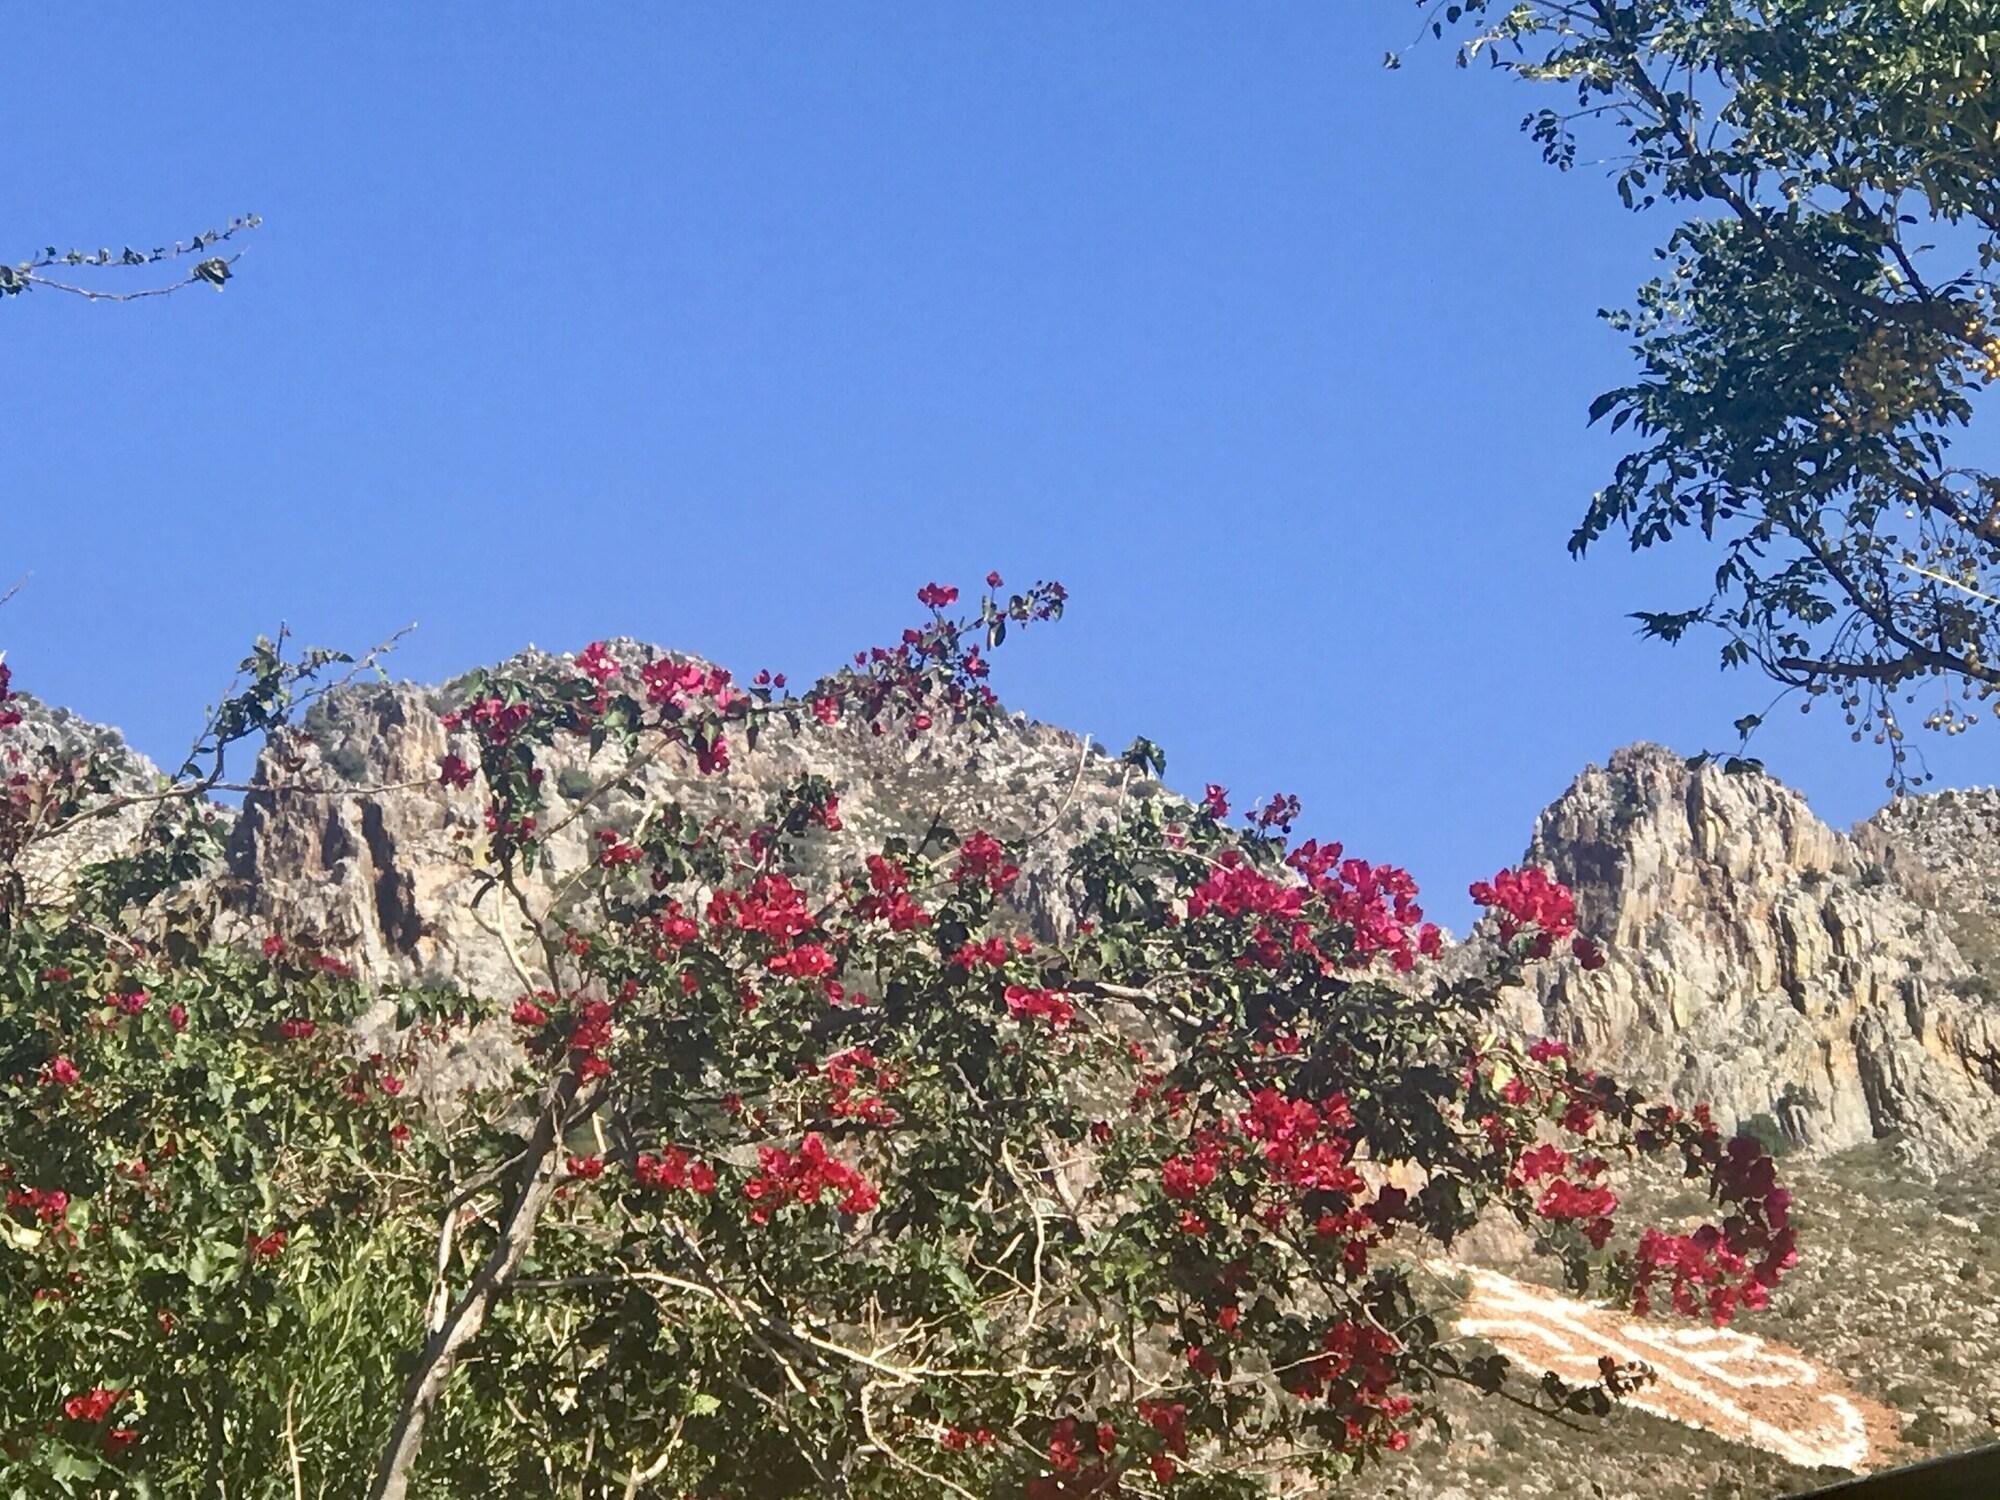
[
  {"x1": 365, "y1": 1071, "x2": 608, "y2": 1500},
  {"x1": 285, "y1": 1384, "x2": 305, "y2": 1500},
  {"x1": 860, "y1": 1381, "x2": 979, "y2": 1500},
  {"x1": 16, "y1": 252, "x2": 246, "y2": 303}
]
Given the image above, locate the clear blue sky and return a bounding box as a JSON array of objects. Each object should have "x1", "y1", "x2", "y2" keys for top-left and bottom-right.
[{"x1": 5, "y1": 6, "x2": 1987, "y2": 930}]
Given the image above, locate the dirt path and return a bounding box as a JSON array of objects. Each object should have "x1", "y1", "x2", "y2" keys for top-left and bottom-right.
[{"x1": 1446, "y1": 1264, "x2": 1903, "y2": 1473}]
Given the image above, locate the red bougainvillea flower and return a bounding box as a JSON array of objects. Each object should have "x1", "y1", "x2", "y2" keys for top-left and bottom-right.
[
  {"x1": 1254, "y1": 792, "x2": 1302, "y2": 833},
  {"x1": 577, "y1": 640, "x2": 619, "y2": 684},
  {"x1": 694, "y1": 733, "x2": 730, "y2": 775},
  {"x1": 250, "y1": 1230, "x2": 288, "y2": 1260},
  {"x1": 7, "y1": 1187, "x2": 72, "y2": 1226},
  {"x1": 917, "y1": 582, "x2": 959, "y2": 609},
  {"x1": 62, "y1": 1388, "x2": 121, "y2": 1424},
  {"x1": 767, "y1": 942, "x2": 836, "y2": 979},
  {"x1": 42, "y1": 1057, "x2": 80, "y2": 1089},
  {"x1": 634, "y1": 1146, "x2": 719, "y2": 1196},
  {"x1": 1201, "y1": 783, "x2": 1231, "y2": 818},
  {"x1": 1004, "y1": 985, "x2": 1077, "y2": 1028},
  {"x1": 1470, "y1": 865, "x2": 1582, "y2": 958},
  {"x1": 437, "y1": 753, "x2": 476, "y2": 789},
  {"x1": 951, "y1": 831, "x2": 1019, "y2": 892},
  {"x1": 743, "y1": 1133, "x2": 880, "y2": 1223},
  {"x1": 262, "y1": 934, "x2": 288, "y2": 958}
]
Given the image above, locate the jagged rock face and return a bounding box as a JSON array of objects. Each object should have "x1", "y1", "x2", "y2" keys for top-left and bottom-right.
[
  {"x1": 1498, "y1": 746, "x2": 2000, "y2": 1170},
  {"x1": 0, "y1": 695, "x2": 193, "y2": 907},
  {"x1": 20, "y1": 648, "x2": 2000, "y2": 1169},
  {"x1": 220, "y1": 642, "x2": 1165, "y2": 1000},
  {"x1": 1856, "y1": 787, "x2": 2000, "y2": 987}
]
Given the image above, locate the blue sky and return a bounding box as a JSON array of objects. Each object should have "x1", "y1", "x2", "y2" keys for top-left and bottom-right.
[{"x1": 4, "y1": 6, "x2": 1987, "y2": 930}]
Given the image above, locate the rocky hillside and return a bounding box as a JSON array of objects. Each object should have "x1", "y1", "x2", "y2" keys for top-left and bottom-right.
[
  {"x1": 1858, "y1": 786, "x2": 2000, "y2": 988},
  {"x1": 10, "y1": 651, "x2": 2000, "y2": 1495},
  {"x1": 216, "y1": 642, "x2": 1163, "y2": 999},
  {"x1": 0, "y1": 692, "x2": 184, "y2": 908},
  {"x1": 1496, "y1": 746, "x2": 2000, "y2": 1172},
  {"x1": 205, "y1": 674, "x2": 2000, "y2": 1175},
  {"x1": 12, "y1": 654, "x2": 1999, "y2": 1171}
]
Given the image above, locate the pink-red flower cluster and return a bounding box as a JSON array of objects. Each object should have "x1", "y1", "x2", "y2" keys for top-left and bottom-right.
[
  {"x1": 42, "y1": 1057, "x2": 80, "y2": 1089},
  {"x1": 1470, "y1": 865, "x2": 1605, "y2": 967},
  {"x1": 854, "y1": 857, "x2": 931, "y2": 930},
  {"x1": 813, "y1": 1045, "x2": 902, "y2": 1126},
  {"x1": 951, "y1": 831, "x2": 1020, "y2": 893},
  {"x1": 1286, "y1": 842, "x2": 1443, "y2": 973},
  {"x1": 633, "y1": 1144, "x2": 718, "y2": 1196},
  {"x1": 743, "y1": 1133, "x2": 880, "y2": 1223},
  {"x1": 767, "y1": 942, "x2": 837, "y2": 979},
  {"x1": 949, "y1": 934, "x2": 1031, "y2": 969},
  {"x1": 5, "y1": 1184, "x2": 70, "y2": 1225},
  {"x1": 1629, "y1": 1120, "x2": 1795, "y2": 1323},
  {"x1": 1283, "y1": 1319, "x2": 1414, "y2": 1450},
  {"x1": 708, "y1": 874, "x2": 814, "y2": 943},
  {"x1": 1004, "y1": 985, "x2": 1076, "y2": 1029},
  {"x1": 62, "y1": 1388, "x2": 120, "y2": 1424}
]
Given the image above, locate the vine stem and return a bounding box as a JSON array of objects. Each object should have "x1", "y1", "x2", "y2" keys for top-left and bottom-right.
[{"x1": 365, "y1": 1070, "x2": 605, "y2": 1500}]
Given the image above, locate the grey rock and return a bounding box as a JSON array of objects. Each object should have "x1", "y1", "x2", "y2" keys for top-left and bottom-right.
[
  {"x1": 1495, "y1": 745, "x2": 2000, "y2": 1171},
  {"x1": 219, "y1": 641, "x2": 1169, "y2": 999}
]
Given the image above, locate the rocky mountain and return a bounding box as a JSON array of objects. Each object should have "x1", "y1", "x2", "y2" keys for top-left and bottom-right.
[
  {"x1": 1857, "y1": 786, "x2": 2000, "y2": 988},
  {"x1": 1496, "y1": 745, "x2": 2000, "y2": 1172},
  {"x1": 12, "y1": 651, "x2": 1999, "y2": 1172},
  {"x1": 212, "y1": 642, "x2": 1162, "y2": 996},
  {"x1": 0, "y1": 692, "x2": 187, "y2": 908}
]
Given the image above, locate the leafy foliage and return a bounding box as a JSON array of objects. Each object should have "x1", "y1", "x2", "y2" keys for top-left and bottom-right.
[
  {"x1": 0, "y1": 585, "x2": 1793, "y2": 1497},
  {"x1": 1417, "y1": 0, "x2": 2000, "y2": 785}
]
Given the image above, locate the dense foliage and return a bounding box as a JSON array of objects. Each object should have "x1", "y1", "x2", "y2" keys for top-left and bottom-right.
[
  {"x1": 0, "y1": 584, "x2": 1794, "y2": 1498},
  {"x1": 1420, "y1": 0, "x2": 2000, "y2": 782}
]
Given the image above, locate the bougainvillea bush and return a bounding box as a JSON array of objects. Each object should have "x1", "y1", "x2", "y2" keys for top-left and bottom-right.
[{"x1": 0, "y1": 582, "x2": 1795, "y2": 1499}]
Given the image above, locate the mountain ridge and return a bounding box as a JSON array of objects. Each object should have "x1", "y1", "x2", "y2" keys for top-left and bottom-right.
[{"x1": 9, "y1": 652, "x2": 1997, "y2": 1167}]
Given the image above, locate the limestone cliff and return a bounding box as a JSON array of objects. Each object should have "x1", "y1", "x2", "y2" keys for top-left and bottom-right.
[
  {"x1": 1497, "y1": 746, "x2": 2000, "y2": 1170},
  {"x1": 1856, "y1": 786, "x2": 2000, "y2": 986},
  {"x1": 0, "y1": 692, "x2": 203, "y2": 907},
  {"x1": 217, "y1": 641, "x2": 1159, "y2": 1000}
]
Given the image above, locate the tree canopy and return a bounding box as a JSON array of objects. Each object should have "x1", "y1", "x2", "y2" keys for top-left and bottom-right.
[{"x1": 1421, "y1": 0, "x2": 2000, "y2": 783}]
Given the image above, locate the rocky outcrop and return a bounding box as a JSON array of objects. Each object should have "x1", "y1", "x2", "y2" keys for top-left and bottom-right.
[
  {"x1": 0, "y1": 694, "x2": 198, "y2": 907},
  {"x1": 1856, "y1": 787, "x2": 2000, "y2": 987},
  {"x1": 219, "y1": 641, "x2": 1165, "y2": 999},
  {"x1": 13, "y1": 648, "x2": 1997, "y2": 1169},
  {"x1": 1497, "y1": 746, "x2": 2000, "y2": 1171}
]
